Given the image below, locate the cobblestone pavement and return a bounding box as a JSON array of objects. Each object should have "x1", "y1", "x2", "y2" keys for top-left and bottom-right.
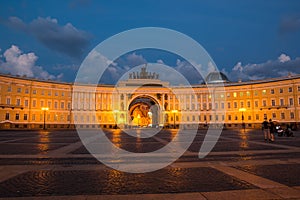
[{"x1": 0, "y1": 128, "x2": 299, "y2": 200}]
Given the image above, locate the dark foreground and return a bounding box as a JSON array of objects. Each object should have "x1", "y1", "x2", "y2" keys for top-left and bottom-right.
[{"x1": 0, "y1": 128, "x2": 299, "y2": 200}]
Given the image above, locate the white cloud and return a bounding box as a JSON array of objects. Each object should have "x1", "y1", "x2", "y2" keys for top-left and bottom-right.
[
  {"x1": 0, "y1": 45, "x2": 63, "y2": 80},
  {"x1": 223, "y1": 53, "x2": 300, "y2": 82},
  {"x1": 278, "y1": 53, "x2": 291, "y2": 63},
  {"x1": 157, "y1": 59, "x2": 164, "y2": 64}
]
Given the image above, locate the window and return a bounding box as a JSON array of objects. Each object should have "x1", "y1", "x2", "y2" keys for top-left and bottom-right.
[
  {"x1": 32, "y1": 100, "x2": 36, "y2": 107},
  {"x1": 270, "y1": 89, "x2": 274, "y2": 94},
  {"x1": 246, "y1": 91, "x2": 250, "y2": 96},
  {"x1": 235, "y1": 116, "x2": 238, "y2": 120},
  {"x1": 54, "y1": 101, "x2": 58, "y2": 109},
  {"x1": 280, "y1": 99, "x2": 284, "y2": 106},
  {"x1": 298, "y1": 86, "x2": 300, "y2": 92},
  {"x1": 7, "y1": 86, "x2": 11, "y2": 92},
  {"x1": 48, "y1": 91, "x2": 51, "y2": 96},
  {"x1": 215, "y1": 103, "x2": 218, "y2": 109},
  {"x1": 24, "y1": 99, "x2": 29, "y2": 107},
  {"x1": 240, "y1": 101, "x2": 244, "y2": 108},
  {"x1": 289, "y1": 98, "x2": 294, "y2": 106},
  {"x1": 32, "y1": 114, "x2": 36, "y2": 121},
  {"x1": 233, "y1": 92, "x2": 237, "y2": 98},
  {"x1": 227, "y1": 93, "x2": 230, "y2": 97},
  {"x1": 227, "y1": 102, "x2": 231, "y2": 109},
  {"x1": 48, "y1": 101, "x2": 51, "y2": 108},
  {"x1": 5, "y1": 113, "x2": 10, "y2": 120},
  {"x1": 68, "y1": 102, "x2": 71, "y2": 109},
  {"x1": 25, "y1": 89, "x2": 29, "y2": 94},
  {"x1": 234, "y1": 102, "x2": 237, "y2": 108},
  {"x1": 254, "y1": 91, "x2": 258, "y2": 96},
  {"x1": 262, "y1": 90, "x2": 266, "y2": 95},
  {"x1": 16, "y1": 99, "x2": 21, "y2": 106},
  {"x1": 256, "y1": 114, "x2": 259, "y2": 120},
  {"x1": 6, "y1": 98, "x2": 11, "y2": 105},
  {"x1": 215, "y1": 115, "x2": 219, "y2": 121},
  {"x1": 281, "y1": 112, "x2": 285, "y2": 119},
  {"x1": 228, "y1": 115, "x2": 231, "y2": 120},
  {"x1": 221, "y1": 102, "x2": 224, "y2": 109},
  {"x1": 41, "y1": 90, "x2": 45, "y2": 95},
  {"x1": 15, "y1": 113, "x2": 20, "y2": 120},
  {"x1": 247, "y1": 101, "x2": 251, "y2": 108},
  {"x1": 289, "y1": 87, "x2": 293, "y2": 92},
  {"x1": 24, "y1": 114, "x2": 28, "y2": 120},
  {"x1": 61, "y1": 102, "x2": 65, "y2": 109},
  {"x1": 255, "y1": 101, "x2": 258, "y2": 107},
  {"x1": 55, "y1": 92, "x2": 58, "y2": 96},
  {"x1": 299, "y1": 97, "x2": 300, "y2": 105},
  {"x1": 280, "y1": 88, "x2": 283, "y2": 93},
  {"x1": 272, "y1": 113, "x2": 276, "y2": 119},
  {"x1": 240, "y1": 92, "x2": 243, "y2": 97},
  {"x1": 264, "y1": 114, "x2": 267, "y2": 119},
  {"x1": 271, "y1": 99, "x2": 275, "y2": 106},
  {"x1": 248, "y1": 116, "x2": 251, "y2": 120},
  {"x1": 40, "y1": 100, "x2": 44, "y2": 107},
  {"x1": 290, "y1": 112, "x2": 295, "y2": 119},
  {"x1": 17, "y1": 88, "x2": 21, "y2": 93},
  {"x1": 61, "y1": 92, "x2": 64, "y2": 96},
  {"x1": 33, "y1": 90, "x2": 36, "y2": 94},
  {"x1": 67, "y1": 115, "x2": 71, "y2": 121},
  {"x1": 262, "y1": 100, "x2": 266, "y2": 107}
]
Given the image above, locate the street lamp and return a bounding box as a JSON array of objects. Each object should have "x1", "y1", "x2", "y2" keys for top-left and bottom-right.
[
  {"x1": 41, "y1": 107, "x2": 49, "y2": 130},
  {"x1": 113, "y1": 110, "x2": 119, "y2": 129},
  {"x1": 137, "y1": 114, "x2": 141, "y2": 127},
  {"x1": 239, "y1": 108, "x2": 246, "y2": 130},
  {"x1": 171, "y1": 110, "x2": 178, "y2": 129}
]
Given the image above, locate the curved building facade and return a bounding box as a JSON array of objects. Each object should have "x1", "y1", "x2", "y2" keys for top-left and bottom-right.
[{"x1": 0, "y1": 69, "x2": 300, "y2": 129}]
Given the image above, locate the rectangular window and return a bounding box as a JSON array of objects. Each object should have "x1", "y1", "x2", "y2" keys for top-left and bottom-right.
[
  {"x1": 262, "y1": 90, "x2": 266, "y2": 95},
  {"x1": 55, "y1": 92, "x2": 58, "y2": 96},
  {"x1": 262, "y1": 100, "x2": 266, "y2": 107},
  {"x1": 264, "y1": 114, "x2": 267, "y2": 119},
  {"x1": 48, "y1": 91, "x2": 51, "y2": 96},
  {"x1": 17, "y1": 88, "x2": 21, "y2": 93},
  {"x1": 233, "y1": 92, "x2": 237, "y2": 98},
  {"x1": 33, "y1": 90, "x2": 36, "y2": 94},
  {"x1": 298, "y1": 86, "x2": 300, "y2": 92},
  {"x1": 68, "y1": 102, "x2": 71, "y2": 110},
  {"x1": 248, "y1": 116, "x2": 251, "y2": 120},
  {"x1": 240, "y1": 92, "x2": 243, "y2": 97},
  {"x1": 67, "y1": 115, "x2": 70, "y2": 121},
  {"x1": 254, "y1": 91, "x2": 258, "y2": 96},
  {"x1": 240, "y1": 101, "x2": 244, "y2": 108},
  {"x1": 247, "y1": 101, "x2": 250, "y2": 108},
  {"x1": 281, "y1": 112, "x2": 285, "y2": 119},
  {"x1": 24, "y1": 99, "x2": 28, "y2": 107},
  {"x1": 228, "y1": 115, "x2": 231, "y2": 120},
  {"x1": 6, "y1": 98, "x2": 11, "y2": 105},
  {"x1": 32, "y1": 100, "x2": 36, "y2": 107},
  {"x1": 24, "y1": 114, "x2": 28, "y2": 120},
  {"x1": 280, "y1": 99, "x2": 284, "y2": 106},
  {"x1": 289, "y1": 87, "x2": 293, "y2": 92},
  {"x1": 215, "y1": 103, "x2": 218, "y2": 109},
  {"x1": 32, "y1": 114, "x2": 36, "y2": 121},
  {"x1": 272, "y1": 113, "x2": 276, "y2": 119},
  {"x1": 270, "y1": 89, "x2": 274, "y2": 94},
  {"x1": 227, "y1": 102, "x2": 231, "y2": 109},
  {"x1": 16, "y1": 99, "x2": 21, "y2": 106},
  {"x1": 41, "y1": 90, "x2": 45, "y2": 95},
  {"x1": 5, "y1": 113, "x2": 9, "y2": 120},
  {"x1": 48, "y1": 101, "x2": 51, "y2": 108},
  {"x1": 289, "y1": 98, "x2": 294, "y2": 106},
  {"x1": 40, "y1": 100, "x2": 44, "y2": 107},
  {"x1": 271, "y1": 99, "x2": 275, "y2": 106},
  {"x1": 255, "y1": 101, "x2": 258, "y2": 107},
  {"x1": 54, "y1": 101, "x2": 58, "y2": 109},
  {"x1": 221, "y1": 102, "x2": 224, "y2": 109},
  {"x1": 256, "y1": 114, "x2": 259, "y2": 120},
  {"x1": 227, "y1": 93, "x2": 230, "y2": 97},
  {"x1": 290, "y1": 112, "x2": 295, "y2": 119},
  {"x1": 246, "y1": 91, "x2": 250, "y2": 96},
  {"x1": 15, "y1": 113, "x2": 20, "y2": 120},
  {"x1": 61, "y1": 92, "x2": 65, "y2": 96},
  {"x1": 25, "y1": 89, "x2": 29, "y2": 94},
  {"x1": 280, "y1": 88, "x2": 283, "y2": 93},
  {"x1": 234, "y1": 102, "x2": 237, "y2": 108},
  {"x1": 61, "y1": 102, "x2": 65, "y2": 109},
  {"x1": 7, "y1": 86, "x2": 11, "y2": 92}
]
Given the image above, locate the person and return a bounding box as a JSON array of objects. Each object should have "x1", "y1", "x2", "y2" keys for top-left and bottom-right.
[
  {"x1": 269, "y1": 119, "x2": 275, "y2": 142},
  {"x1": 262, "y1": 118, "x2": 270, "y2": 142}
]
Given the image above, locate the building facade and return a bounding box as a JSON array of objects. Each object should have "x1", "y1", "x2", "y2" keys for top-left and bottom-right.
[{"x1": 1, "y1": 69, "x2": 300, "y2": 129}]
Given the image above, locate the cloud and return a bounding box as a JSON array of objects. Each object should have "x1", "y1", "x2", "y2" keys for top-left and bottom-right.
[
  {"x1": 278, "y1": 53, "x2": 291, "y2": 63},
  {"x1": 223, "y1": 53, "x2": 300, "y2": 82},
  {"x1": 6, "y1": 16, "x2": 91, "y2": 58},
  {"x1": 0, "y1": 45, "x2": 63, "y2": 80}
]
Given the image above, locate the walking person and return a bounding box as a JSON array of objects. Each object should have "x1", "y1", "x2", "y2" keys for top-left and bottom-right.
[
  {"x1": 269, "y1": 119, "x2": 275, "y2": 142},
  {"x1": 262, "y1": 118, "x2": 270, "y2": 142}
]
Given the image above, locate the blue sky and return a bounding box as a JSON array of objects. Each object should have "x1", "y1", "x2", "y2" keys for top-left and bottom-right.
[{"x1": 0, "y1": 0, "x2": 300, "y2": 84}]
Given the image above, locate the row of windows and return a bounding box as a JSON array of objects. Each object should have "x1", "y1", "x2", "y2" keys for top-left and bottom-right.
[
  {"x1": 4, "y1": 98, "x2": 71, "y2": 109},
  {"x1": 6, "y1": 86, "x2": 70, "y2": 97},
  {"x1": 5, "y1": 113, "x2": 71, "y2": 121}
]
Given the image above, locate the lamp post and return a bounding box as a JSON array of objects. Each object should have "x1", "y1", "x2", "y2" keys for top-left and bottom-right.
[
  {"x1": 137, "y1": 114, "x2": 141, "y2": 127},
  {"x1": 41, "y1": 107, "x2": 49, "y2": 130},
  {"x1": 171, "y1": 110, "x2": 178, "y2": 129},
  {"x1": 113, "y1": 110, "x2": 119, "y2": 129},
  {"x1": 239, "y1": 108, "x2": 246, "y2": 130}
]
